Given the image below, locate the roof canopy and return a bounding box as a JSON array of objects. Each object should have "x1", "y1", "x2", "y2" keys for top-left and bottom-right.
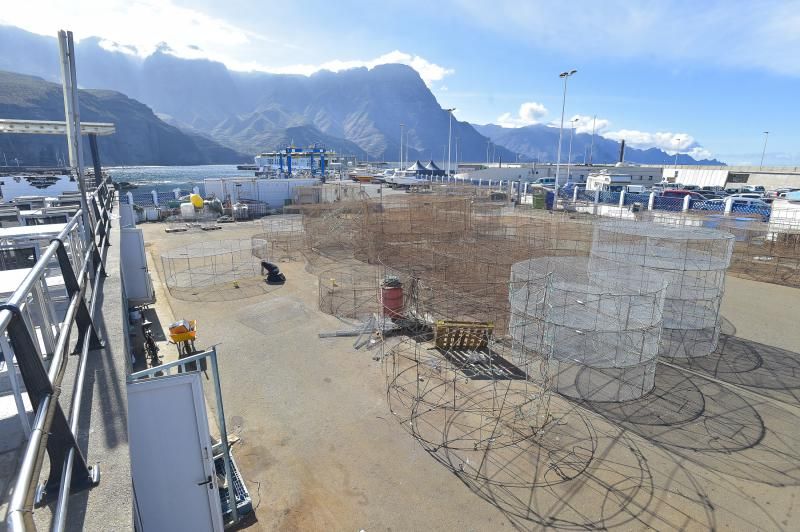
[
  {"x1": 406, "y1": 160, "x2": 427, "y2": 171},
  {"x1": 424, "y1": 160, "x2": 441, "y2": 170}
]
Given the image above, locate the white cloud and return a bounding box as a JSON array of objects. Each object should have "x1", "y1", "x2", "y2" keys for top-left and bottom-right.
[
  {"x1": 603, "y1": 129, "x2": 712, "y2": 159},
  {"x1": 496, "y1": 101, "x2": 548, "y2": 127},
  {"x1": 0, "y1": 0, "x2": 264, "y2": 60},
  {"x1": 262, "y1": 51, "x2": 454, "y2": 85},
  {"x1": 687, "y1": 147, "x2": 713, "y2": 160},
  {"x1": 0, "y1": 1, "x2": 453, "y2": 86},
  {"x1": 455, "y1": 0, "x2": 800, "y2": 76}
]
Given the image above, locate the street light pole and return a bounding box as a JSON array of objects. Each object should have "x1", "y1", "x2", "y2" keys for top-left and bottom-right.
[
  {"x1": 555, "y1": 69, "x2": 577, "y2": 199},
  {"x1": 589, "y1": 114, "x2": 596, "y2": 165},
  {"x1": 674, "y1": 137, "x2": 681, "y2": 167},
  {"x1": 760, "y1": 131, "x2": 769, "y2": 169},
  {"x1": 399, "y1": 123, "x2": 404, "y2": 169},
  {"x1": 446, "y1": 108, "x2": 456, "y2": 176},
  {"x1": 567, "y1": 117, "x2": 578, "y2": 184}
]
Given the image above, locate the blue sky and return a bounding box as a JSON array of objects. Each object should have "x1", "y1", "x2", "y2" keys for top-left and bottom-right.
[{"x1": 3, "y1": 0, "x2": 799, "y2": 164}]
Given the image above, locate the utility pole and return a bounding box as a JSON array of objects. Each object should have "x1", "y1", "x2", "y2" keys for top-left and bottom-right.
[
  {"x1": 58, "y1": 30, "x2": 93, "y2": 246},
  {"x1": 567, "y1": 117, "x2": 578, "y2": 184},
  {"x1": 399, "y1": 123, "x2": 404, "y2": 169},
  {"x1": 555, "y1": 69, "x2": 577, "y2": 195},
  {"x1": 760, "y1": 131, "x2": 769, "y2": 169},
  {"x1": 589, "y1": 114, "x2": 596, "y2": 164},
  {"x1": 446, "y1": 108, "x2": 456, "y2": 176}
]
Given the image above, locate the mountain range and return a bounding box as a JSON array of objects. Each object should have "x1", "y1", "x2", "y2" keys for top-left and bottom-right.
[
  {"x1": 0, "y1": 70, "x2": 245, "y2": 166},
  {"x1": 472, "y1": 123, "x2": 722, "y2": 165},
  {"x1": 0, "y1": 25, "x2": 722, "y2": 166}
]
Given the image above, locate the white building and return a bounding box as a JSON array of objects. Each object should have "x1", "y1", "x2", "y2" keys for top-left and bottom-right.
[
  {"x1": 671, "y1": 165, "x2": 800, "y2": 189},
  {"x1": 455, "y1": 163, "x2": 663, "y2": 185},
  {"x1": 203, "y1": 177, "x2": 320, "y2": 208}
]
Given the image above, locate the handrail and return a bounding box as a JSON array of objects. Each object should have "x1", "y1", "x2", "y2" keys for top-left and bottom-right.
[
  {"x1": 5, "y1": 178, "x2": 114, "y2": 531},
  {"x1": 129, "y1": 347, "x2": 240, "y2": 526}
]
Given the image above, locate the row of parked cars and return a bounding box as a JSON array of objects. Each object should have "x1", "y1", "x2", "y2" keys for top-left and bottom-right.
[{"x1": 560, "y1": 181, "x2": 795, "y2": 221}]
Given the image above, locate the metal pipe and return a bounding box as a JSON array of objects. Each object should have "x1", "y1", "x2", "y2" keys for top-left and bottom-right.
[
  {"x1": 7, "y1": 394, "x2": 54, "y2": 530},
  {"x1": 210, "y1": 349, "x2": 238, "y2": 524},
  {"x1": 53, "y1": 259, "x2": 104, "y2": 532},
  {"x1": 57, "y1": 31, "x2": 93, "y2": 247}
]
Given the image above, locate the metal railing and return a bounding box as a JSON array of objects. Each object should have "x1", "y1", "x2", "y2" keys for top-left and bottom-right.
[
  {"x1": 5, "y1": 178, "x2": 114, "y2": 531},
  {"x1": 128, "y1": 347, "x2": 241, "y2": 526}
]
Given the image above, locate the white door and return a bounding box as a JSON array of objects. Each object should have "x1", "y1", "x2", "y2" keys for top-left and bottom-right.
[
  {"x1": 128, "y1": 373, "x2": 224, "y2": 532},
  {"x1": 119, "y1": 203, "x2": 136, "y2": 228},
  {"x1": 121, "y1": 227, "x2": 155, "y2": 304}
]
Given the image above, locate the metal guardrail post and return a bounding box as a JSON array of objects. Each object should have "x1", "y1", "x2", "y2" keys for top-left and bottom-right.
[{"x1": 55, "y1": 244, "x2": 103, "y2": 351}]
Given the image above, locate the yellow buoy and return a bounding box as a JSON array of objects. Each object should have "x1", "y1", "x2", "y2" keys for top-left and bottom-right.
[{"x1": 190, "y1": 193, "x2": 204, "y2": 209}]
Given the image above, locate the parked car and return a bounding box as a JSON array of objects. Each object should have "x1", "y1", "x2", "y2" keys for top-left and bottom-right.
[
  {"x1": 728, "y1": 193, "x2": 764, "y2": 200},
  {"x1": 560, "y1": 182, "x2": 585, "y2": 195},
  {"x1": 661, "y1": 189, "x2": 709, "y2": 200},
  {"x1": 696, "y1": 198, "x2": 770, "y2": 220}
]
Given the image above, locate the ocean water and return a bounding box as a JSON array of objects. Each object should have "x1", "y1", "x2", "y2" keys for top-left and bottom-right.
[
  {"x1": 107, "y1": 165, "x2": 253, "y2": 192},
  {"x1": 0, "y1": 174, "x2": 79, "y2": 199}
]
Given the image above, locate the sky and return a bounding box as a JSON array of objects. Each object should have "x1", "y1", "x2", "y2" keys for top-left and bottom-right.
[{"x1": 2, "y1": 0, "x2": 799, "y2": 165}]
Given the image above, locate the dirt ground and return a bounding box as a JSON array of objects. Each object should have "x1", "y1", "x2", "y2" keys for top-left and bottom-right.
[{"x1": 140, "y1": 220, "x2": 800, "y2": 531}]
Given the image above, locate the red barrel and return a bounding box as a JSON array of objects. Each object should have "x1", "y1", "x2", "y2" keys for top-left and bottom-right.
[{"x1": 381, "y1": 285, "x2": 404, "y2": 319}]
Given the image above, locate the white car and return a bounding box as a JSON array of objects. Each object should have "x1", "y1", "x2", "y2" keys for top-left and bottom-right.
[{"x1": 727, "y1": 193, "x2": 763, "y2": 200}]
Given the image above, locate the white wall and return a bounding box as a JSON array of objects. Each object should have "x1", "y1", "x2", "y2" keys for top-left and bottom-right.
[
  {"x1": 204, "y1": 177, "x2": 320, "y2": 208},
  {"x1": 672, "y1": 169, "x2": 730, "y2": 187}
]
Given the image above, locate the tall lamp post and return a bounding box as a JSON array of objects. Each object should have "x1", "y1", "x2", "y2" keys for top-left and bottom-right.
[
  {"x1": 445, "y1": 108, "x2": 456, "y2": 176},
  {"x1": 760, "y1": 131, "x2": 769, "y2": 169},
  {"x1": 566, "y1": 117, "x2": 578, "y2": 184},
  {"x1": 555, "y1": 69, "x2": 577, "y2": 200},
  {"x1": 674, "y1": 137, "x2": 681, "y2": 168},
  {"x1": 399, "y1": 123, "x2": 404, "y2": 169}
]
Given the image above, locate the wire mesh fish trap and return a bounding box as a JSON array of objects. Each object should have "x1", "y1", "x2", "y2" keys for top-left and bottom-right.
[
  {"x1": 161, "y1": 238, "x2": 266, "y2": 292},
  {"x1": 590, "y1": 220, "x2": 734, "y2": 358},
  {"x1": 317, "y1": 265, "x2": 383, "y2": 321},
  {"x1": 252, "y1": 214, "x2": 306, "y2": 261},
  {"x1": 510, "y1": 256, "x2": 667, "y2": 401}
]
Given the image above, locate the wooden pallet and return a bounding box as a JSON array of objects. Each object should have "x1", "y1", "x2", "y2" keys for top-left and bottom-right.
[{"x1": 433, "y1": 320, "x2": 494, "y2": 350}]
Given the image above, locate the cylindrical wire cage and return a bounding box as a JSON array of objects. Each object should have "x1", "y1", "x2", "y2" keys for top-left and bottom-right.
[
  {"x1": 509, "y1": 256, "x2": 667, "y2": 401},
  {"x1": 317, "y1": 265, "x2": 383, "y2": 321},
  {"x1": 590, "y1": 220, "x2": 734, "y2": 358},
  {"x1": 161, "y1": 238, "x2": 267, "y2": 292},
  {"x1": 252, "y1": 214, "x2": 306, "y2": 261},
  {"x1": 383, "y1": 271, "x2": 553, "y2": 453}
]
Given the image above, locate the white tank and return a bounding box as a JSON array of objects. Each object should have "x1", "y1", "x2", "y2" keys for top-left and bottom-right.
[{"x1": 180, "y1": 202, "x2": 196, "y2": 220}]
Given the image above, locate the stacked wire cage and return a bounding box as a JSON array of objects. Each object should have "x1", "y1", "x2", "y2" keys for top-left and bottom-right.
[
  {"x1": 590, "y1": 220, "x2": 734, "y2": 358},
  {"x1": 509, "y1": 256, "x2": 667, "y2": 402}
]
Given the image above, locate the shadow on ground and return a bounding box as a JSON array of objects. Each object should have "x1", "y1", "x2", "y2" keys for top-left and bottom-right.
[
  {"x1": 167, "y1": 277, "x2": 285, "y2": 302},
  {"x1": 668, "y1": 334, "x2": 800, "y2": 405},
  {"x1": 581, "y1": 359, "x2": 800, "y2": 488}
]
